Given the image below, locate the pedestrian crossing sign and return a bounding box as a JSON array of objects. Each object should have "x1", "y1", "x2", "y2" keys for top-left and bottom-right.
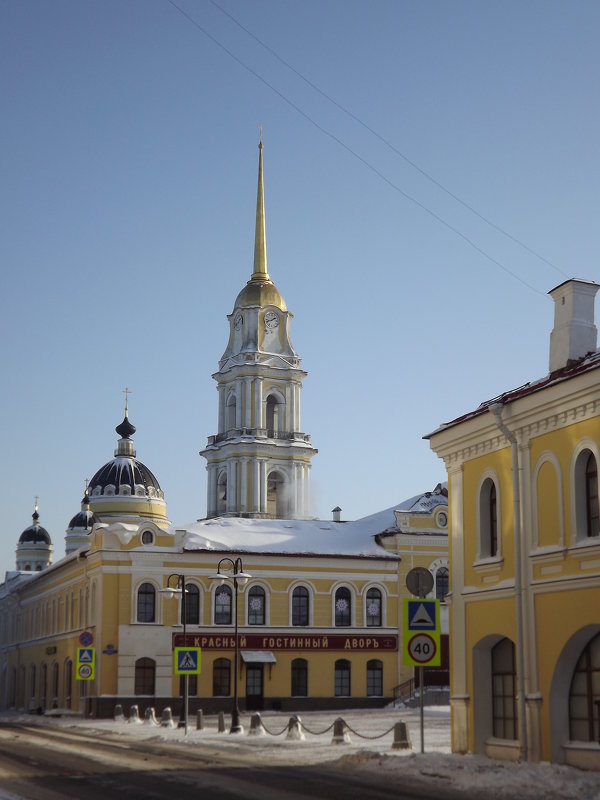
[
  {"x1": 76, "y1": 647, "x2": 95, "y2": 680},
  {"x1": 174, "y1": 647, "x2": 201, "y2": 675}
]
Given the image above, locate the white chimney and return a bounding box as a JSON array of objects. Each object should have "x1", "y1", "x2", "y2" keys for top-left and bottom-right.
[
  {"x1": 332, "y1": 506, "x2": 342, "y2": 522},
  {"x1": 549, "y1": 279, "x2": 599, "y2": 373}
]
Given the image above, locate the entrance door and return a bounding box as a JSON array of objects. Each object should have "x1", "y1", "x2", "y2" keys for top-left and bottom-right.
[{"x1": 246, "y1": 664, "x2": 264, "y2": 711}]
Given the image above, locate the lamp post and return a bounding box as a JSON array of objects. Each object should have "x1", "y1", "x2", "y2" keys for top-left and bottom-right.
[
  {"x1": 160, "y1": 574, "x2": 189, "y2": 735},
  {"x1": 210, "y1": 557, "x2": 251, "y2": 734}
]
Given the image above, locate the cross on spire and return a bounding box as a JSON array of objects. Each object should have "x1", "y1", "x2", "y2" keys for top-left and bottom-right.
[{"x1": 123, "y1": 386, "x2": 131, "y2": 416}]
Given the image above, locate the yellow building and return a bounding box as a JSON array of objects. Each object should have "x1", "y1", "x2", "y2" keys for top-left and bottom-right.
[
  {"x1": 376, "y1": 483, "x2": 449, "y2": 698},
  {"x1": 2, "y1": 141, "x2": 443, "y2": 718},
  {"x1": 427, "y1": 278, "x2": 600, "y2": 769}
]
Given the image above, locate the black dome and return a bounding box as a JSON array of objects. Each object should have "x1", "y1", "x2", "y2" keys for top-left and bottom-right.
[
  {"x1": 68, "y1": 509, "x2": 96, "y2": 530},
  {"x1": 88, "y1": 457, "x2": 163, "y2": 497},
  {"x1": 19, "y1": 518, "x2": 51, "y2": 545}
]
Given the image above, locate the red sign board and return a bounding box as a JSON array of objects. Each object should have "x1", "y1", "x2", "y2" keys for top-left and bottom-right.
[{"x1": 172, "y1": 632, "x2": 398, "y2": 652}]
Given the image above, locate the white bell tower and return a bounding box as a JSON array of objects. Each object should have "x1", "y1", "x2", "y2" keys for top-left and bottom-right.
[{"x1": 201, "y1": 140, "x2": 317, "y2": 519}]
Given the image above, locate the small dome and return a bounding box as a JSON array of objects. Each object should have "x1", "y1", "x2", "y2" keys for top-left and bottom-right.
[
  {"x1": 19, "y1": 510, "x2": 51, "y2": 545},
  {"x1": 234, "y1": 279, "x2": 287, "y2": 311},
  {"x1": 67, "y1": 509, "x2": 96, "y2": 530}
]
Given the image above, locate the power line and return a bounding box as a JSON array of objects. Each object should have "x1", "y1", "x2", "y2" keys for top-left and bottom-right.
[
  {"x1": 166, "y1": 0, "x2": 547, "y2": 296},
  {"x1": 208, "y1": 0, "x2": 567, "y2": 281}
]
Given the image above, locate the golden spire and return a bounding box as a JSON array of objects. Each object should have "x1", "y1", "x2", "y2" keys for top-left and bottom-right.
[{"x1": 251, "y1": 128, "x2": 269, "y2": 281}]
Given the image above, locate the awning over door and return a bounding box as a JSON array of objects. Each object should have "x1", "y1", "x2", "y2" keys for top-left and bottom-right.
[{"x1": 240, "y1": 651, "x2": 277, "y2": 664}]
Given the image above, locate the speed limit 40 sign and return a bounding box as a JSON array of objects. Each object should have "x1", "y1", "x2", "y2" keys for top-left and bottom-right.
[{"x1": 403, "y1": 599, "x2": 441, "y2": 667}]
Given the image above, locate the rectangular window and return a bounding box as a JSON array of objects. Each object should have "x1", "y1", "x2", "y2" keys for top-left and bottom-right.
[
  {"x1": 334, "y1": 660, "x2": 351, "y2": 697},
  {"x1": 212, "y1": 659, "x2": 231, "y2": 696},
  {"x1": 179, "y1": 674, "x2": 198, "y2": 696},
  {"x1": 291, "y1": 659, "x2": 308, "y2": 697},
  {"x1": 366, "y1": 660, "x2": 383, "y2": 696}
]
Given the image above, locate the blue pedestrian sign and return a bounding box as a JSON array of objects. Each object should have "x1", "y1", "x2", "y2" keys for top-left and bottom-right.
[{"x1": 174, "y1": 647, "x2": 201, "y2": 675}]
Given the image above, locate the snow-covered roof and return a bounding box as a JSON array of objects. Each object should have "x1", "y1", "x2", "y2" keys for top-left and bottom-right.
[
  {"x1": 174, "y1": 485, "x2": 448, "y2": 558},
  {"x1": 175, "y1": 508, "x2": 400, "y2": 559}
]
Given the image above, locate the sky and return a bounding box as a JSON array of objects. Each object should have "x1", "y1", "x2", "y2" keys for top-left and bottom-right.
[{"x1": 1, "y1": 0, "x2": 599, "y2": 575}]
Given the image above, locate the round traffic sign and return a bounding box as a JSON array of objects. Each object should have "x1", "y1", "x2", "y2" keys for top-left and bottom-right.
[
  {"x1": 79, "y1": 631, "x2": 93, "y2": 647},
  {"x1": 406, "y1": 567, "x2": 434, "y2": 598},
  {"x1": 78, "y1": 664, "x2": 92, "y2": 679},
  {"x1": 408, "y1": 633, "x2": 437, "y2": 663}
]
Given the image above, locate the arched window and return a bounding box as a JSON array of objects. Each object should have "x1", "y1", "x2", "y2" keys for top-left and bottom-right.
[
  {"x1": 217, "y1": 472, "x2": 227, "y2": 515},
  {"x1": 214, "y1": 585, "x2": 232, "y2": 625},
  {"x1": 367, "y1": 659, "x2": 383, "y2": 696},
  {"x1": 335, "y1": 587, "x2": 351, "y2": 627},
  {"x1": 585, "y1": 453, "x2": 599, "y2": 538},
  {"x1": 569, "y1": 632, "x2": 600, "y2": 741},
  {"x1": 491, "y1": 638, "x2": 517, "y2": 740},
  {"x1": 436, "y1": 567, "x2": 449, "y2": 602},
  {"x1": 292, "y1": 586, "x2": 309, "y2": 626},
  {"x1": 226, "y1": 394, "x2": 237, "y2": 431},
  {"x1": 64, "y1": 659, "x2": 72, "y2": 709},
  {"x1": 141, "y1": 530, "x2": 154, "y2": 545},
  {"x1": 365, "y1": 588, "x2": 382, "y2": 627},
  {"x1": 39, "y1": 663, "x2": 47, "y2": 710},
  {"x1": 134, "y1": 657, "x2": 155, "y2": 695},
  {"x1": 137, "y1": 583, "x2": 156, "y2": 623},
  {"x1": 291, "y1": 658, "x2": 308, "y2": 697},
  {"x1": 51, "y1": 663, "x2": 59, "y2": 707},
  {"x1": 265, "y1": 394, "x2": 282, "y2": 435},
  {"x1": 479, "y1": 477, "x2": 499, "y2": 558},
  {"x1": 29, "y1": 665, "x2": 36, "y2": 707},
  {"x1": 183, "y1": 584, "x2": 200, "y2": 625},
  {"x1": 248, "y1": 586, "x2": 265, "y2": 625},
  {"x1": 213, "y1": 658, "x2": 231, "y2": 696},
  {"x1": 335, "y1": 659, "x2": 351, "y2": 697},
  {"x1": 267, "y1": 471, "x2": 287, "y2": 517},
  {"x1": 180, "y1": 674, "x2": 198, "y2": 696}
]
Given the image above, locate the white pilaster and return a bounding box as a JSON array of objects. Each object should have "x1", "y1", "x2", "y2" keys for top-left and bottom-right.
[
  {"x1": 245, "y1": 377, "x2": 253, "y2": 427},
  {"x1": 235, "y1": 379, "x2": 242, "y2": 428},
  {"x1": 218, "y1": 386, "x2": 225, "y2": 434}
]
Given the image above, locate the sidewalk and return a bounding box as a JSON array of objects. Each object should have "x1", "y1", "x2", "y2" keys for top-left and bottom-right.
[{"x1": 2, "y1": 706, "x2": 599, "y2": 800}]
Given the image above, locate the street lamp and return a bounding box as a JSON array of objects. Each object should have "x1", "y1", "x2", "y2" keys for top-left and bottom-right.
[
  {"x1": 160, "y1": 574, "x2": 189, "y2": 735},
  {"x1": 210, "y1": 557, "x2": 251, "y2": 733}
]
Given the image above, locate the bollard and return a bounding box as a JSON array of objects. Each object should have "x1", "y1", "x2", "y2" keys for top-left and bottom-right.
[
  {"x1": 129, "y1": 704, "x2": 142, "y2": 724},
  {"x1": 392, "y1": 720, "x2": 412, "y2": 750},
  {"x1": 286, "y1": 715, "x2": 305, "y2": 741},
  {"x1": 144, "y1": 707, "x2": 158, "y2": 726},
  {"x1": 161, "y1": 707, "x2": 175, "y2": 728},
  {"x1": 113, "y1": 703, "x2": 125, "y2": 722},
  {"x1": 248, "y1": 713, "x2": 265, "y2": 736},
  {"x1": 218, "y1": 711, "x2": 226, "y2": 733},
  {"x1": 331, "y1": 717, "x2": 351, "y2": 744},
  {"x1": 196, "y1": 709, "x2": 204, "y2": 731}
]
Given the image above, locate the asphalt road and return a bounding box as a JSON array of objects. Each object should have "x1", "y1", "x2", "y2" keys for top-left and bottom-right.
[{"x1": 0, "y1": 721, "x2": 459, "y2": 800}]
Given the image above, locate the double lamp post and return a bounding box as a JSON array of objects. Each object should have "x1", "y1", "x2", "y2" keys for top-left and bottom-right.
[{"x1": 164, "y1": 558, "x2": 251, "y2": 735}]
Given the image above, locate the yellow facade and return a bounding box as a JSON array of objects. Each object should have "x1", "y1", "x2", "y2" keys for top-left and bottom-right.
[{"x1": 428, "y1": 279, "x2": 600, "y2": 769}]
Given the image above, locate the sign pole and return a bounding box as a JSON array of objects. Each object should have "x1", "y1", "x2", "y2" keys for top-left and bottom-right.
[
  {"x1": 419, "y1": 665, "x2": 424, "y2": 753},
  {"x1": 404, "y1": 566, "x2": 440, "y2": 756}
]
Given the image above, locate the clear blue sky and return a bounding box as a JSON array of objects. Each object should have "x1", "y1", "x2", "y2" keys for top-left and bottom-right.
[{"x1": 1, "y1": 0, "x2": 599, "y2": 575}]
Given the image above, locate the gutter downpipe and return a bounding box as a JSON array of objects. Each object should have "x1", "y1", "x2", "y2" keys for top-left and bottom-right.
[{"x1": 489, "y1": 403, "x2": 527, "y2": 761}]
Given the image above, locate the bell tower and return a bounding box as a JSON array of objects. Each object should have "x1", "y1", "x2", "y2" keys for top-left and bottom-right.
[{"x1": 201, "y1": 140, "x2": 317, "y2": 519}]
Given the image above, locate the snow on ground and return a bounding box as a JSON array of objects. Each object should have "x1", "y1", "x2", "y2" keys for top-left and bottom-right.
[{"x1": 4, "y1": 706, "x2": 599, "y2": 799}]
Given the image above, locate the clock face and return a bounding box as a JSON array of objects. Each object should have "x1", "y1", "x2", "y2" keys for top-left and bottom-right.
[
  {"x1": 437, "y1": 511, "x2": 448, "y2": 528},
  {"x1": 264, "y1": 310, "x2": 279, "y2": 331},
  {"x1": 234, "y1": 314, "x2": 242, "y2": 331}
]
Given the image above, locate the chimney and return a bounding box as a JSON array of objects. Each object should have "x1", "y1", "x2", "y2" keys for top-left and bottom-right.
[
  {"x1": 332, "y1": 506, "x2": 342, "y2": 523},
  {"x1": 548, "y1": 279, "x2": 599, "y2": 373}
]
